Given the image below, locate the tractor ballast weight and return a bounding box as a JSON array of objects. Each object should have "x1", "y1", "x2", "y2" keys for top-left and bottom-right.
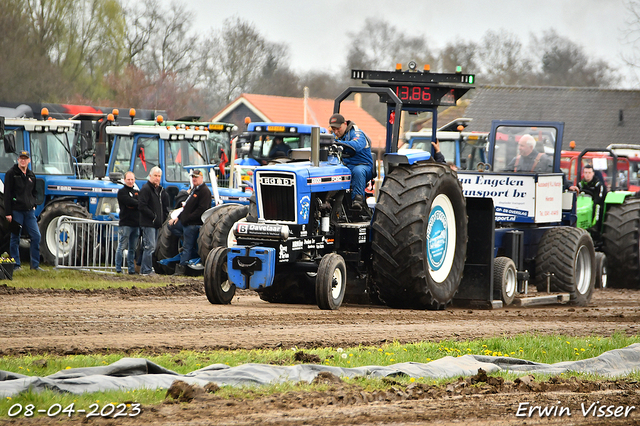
[{"x1": 204, "y1": 65, "x2": 493, "y2": 310}]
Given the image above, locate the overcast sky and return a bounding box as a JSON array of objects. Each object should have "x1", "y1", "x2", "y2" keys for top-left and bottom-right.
[{"x1": 172, "y1": 0, "x2": 637, "y2": 87}]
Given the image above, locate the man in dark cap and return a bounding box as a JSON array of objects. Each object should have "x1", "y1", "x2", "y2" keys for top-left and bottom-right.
[
  {"x1": 168, "y1": 169, "x2": 212, "y2": 275},
  {"x1": 328, "y1": 113, "x2": 374, "y2": 211},
  {"x1": 4, "y1": 151, "x2": 43, "y2": 271}
]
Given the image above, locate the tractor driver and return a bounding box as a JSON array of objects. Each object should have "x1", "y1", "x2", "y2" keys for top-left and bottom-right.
[
  {"x1": 329, "y1": 113, "x2": 374, "y2": 211},
  {"x1": 268, "y1": 137, "x2": 291, "y2": 158},
  {"x1": 507, "y1": 134, "x2": 552, "y2": 173},
  {"x1": 578, "y1": 164, "x2": 607, "y2": 231}
]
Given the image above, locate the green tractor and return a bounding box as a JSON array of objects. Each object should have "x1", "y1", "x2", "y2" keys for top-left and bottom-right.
[{"x1": 572, "y1": 149, "x2": 640, "y2": 289}]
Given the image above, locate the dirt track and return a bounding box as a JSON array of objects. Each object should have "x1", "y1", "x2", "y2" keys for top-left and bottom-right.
[{"x1": 1, "y1": 279, "x2": 640, "y2": 425}]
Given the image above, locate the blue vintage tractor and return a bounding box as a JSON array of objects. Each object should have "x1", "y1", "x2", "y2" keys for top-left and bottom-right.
[
  {"x1": 0, "y1": 114, "x2": 123, "y2": 265},
  {"x1": 203, "y1": 65, "x2": 483, "y2": 310}
]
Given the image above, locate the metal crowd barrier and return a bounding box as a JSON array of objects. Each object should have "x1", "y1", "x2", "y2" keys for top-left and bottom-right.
[{"x1": 54, "y1": 216, "x2": 121, "y2": 272}]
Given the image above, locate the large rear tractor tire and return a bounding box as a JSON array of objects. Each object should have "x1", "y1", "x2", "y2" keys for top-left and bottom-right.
[
  {"x1": 153, "y1": 219, "x2": 179, "y2": 275},
  {"x1": 38, "y1": 201, "x2": 92, "y2": 266},
  {"x1": 371, "y1": 163, "x2": 467, "y2": 309},
  {"x1": 602, "y1": 199, "x2": 640, "y2": 288},
  {"x1": 197, "y1": 204, "x2": 249, "y2": 261},
  {"x1": 204, "y1": 247, "x2": 235, "y2": 304},
  {"x1": 534, "y1": 227, "x2": 595, "y2": 306}
]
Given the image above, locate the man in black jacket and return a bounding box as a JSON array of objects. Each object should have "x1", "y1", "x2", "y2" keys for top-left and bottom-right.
[
  {"x1": 115, "y1": 171, "x2": 139, "y2": 274},
  {"x1": 168, "y1": 169, "x2": 212, "y2": 275},
  {"x1": 578, "y1": 164, "x2": 607, "y2": 231},
  {"x1": 4, "y1": 151, "x2": 43, "y2": 271},
  {"x1": 138, "y1": 166, "x2": 169, "y2": 275}
]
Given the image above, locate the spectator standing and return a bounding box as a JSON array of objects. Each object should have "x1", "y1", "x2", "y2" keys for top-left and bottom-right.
[
  {"x1": 3, "y1": 150, "x2": 43, "y2": 271},
  {"x1": 168, "y1": 169, "x2": 212, "y2": 275},
  {"x1": 138, "y1": 166, "x2": 169, "y2": 275},
  {"x1": 115, "y1": 171, "x2": 139, "y2": 274}
]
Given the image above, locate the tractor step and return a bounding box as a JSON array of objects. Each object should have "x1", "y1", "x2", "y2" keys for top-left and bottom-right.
[
  {"x1": 512, "y1": 293, "x2": 570, "y2": 307},
  {"x1": 336, "y1": 222, "x2": 371, "y2": 229}
]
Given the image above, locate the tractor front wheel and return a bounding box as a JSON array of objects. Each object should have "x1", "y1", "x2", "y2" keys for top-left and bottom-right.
[
  {"x1": 204, "y1": 247, "x2": 235, "y2": 304},
  {"x1": 315, "y1": 253, "x2": 346, "y2": 310}
]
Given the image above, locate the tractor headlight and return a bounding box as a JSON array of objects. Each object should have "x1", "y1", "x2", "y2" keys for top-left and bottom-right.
[{"x1": 97, "y1": 198, "x2": 120, "y2": 215}]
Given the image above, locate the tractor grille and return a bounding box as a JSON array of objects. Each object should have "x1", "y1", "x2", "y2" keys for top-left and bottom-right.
[{"x1": 256, "y1": 171, "x2": 297, "y2": 222}]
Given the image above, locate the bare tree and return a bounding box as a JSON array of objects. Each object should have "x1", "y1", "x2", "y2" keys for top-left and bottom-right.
[
  {"x1": 529, "y1": 30, "x2": 619, "y2": 87},
  {"x1": 439, "y1": 41, "x2": 480, "y2": 74},
  {"x1": 203, "y1": 17, "x2": 291, "y2": 109},
  {"x1": 121, "y1": 0, "x2": 160, "y2": 67},
  {"x1": 476, "y1": 29, "x2": 534, "y2": 85},
  {"x1": 0, "y1": 0, "x2": 70, "y2": 102},
  {"x1": 346, "y1": 18, "x2": 434, "y2": 71}
]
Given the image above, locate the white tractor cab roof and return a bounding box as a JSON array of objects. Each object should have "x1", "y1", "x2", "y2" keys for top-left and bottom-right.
[
  {"x1": 105, "y1": 124, "x2": 209, "y2": 141},
  {"x1": 607, "y1": 144, "x2": 640, "y2": 161},
  {"x1": 5, "y1": 117, "x2": 74, "y2": 133}
]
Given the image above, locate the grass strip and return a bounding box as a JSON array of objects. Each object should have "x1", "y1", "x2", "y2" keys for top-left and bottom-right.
[{"x1": 2, "y1": 333, "x2": 639, "y2": 417}]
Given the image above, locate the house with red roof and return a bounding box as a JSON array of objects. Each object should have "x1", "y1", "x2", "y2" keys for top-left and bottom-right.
[{"x1": 211, "y1": 94, "x2": 387, "y2": 150}]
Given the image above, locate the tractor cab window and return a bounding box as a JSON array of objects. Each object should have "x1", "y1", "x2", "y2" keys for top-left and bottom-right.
[
  {"x1": 493, "y1": 126, "x2": 556, "y2": 173},
  {"x1": 408, "y1": 138, "x2": 456, "y2": 162},
  {"x1": 205, "y1": 132, "x2": 231, "y2": 165},
  {"x1": 250, "y1": 134, "x2": 308, "y2": 162},
  {"x1": 164, "y1": 139, "x2": 209, "y2": 182},
  {"x1": 0, "y1": 128, "x2": 24, "y2": 172},
  {"x1": 133, "y1": 137, "x2": 159, "y2": 179},
  {"x1": 30, "y1": 131, "x2": 74, "y2": 175},
  {"x1": 459, "y1": 135, "x2": 488, "y2": 170},
  {"x1": 109, "y1": 135, "x2": 134, "y2": 175}
]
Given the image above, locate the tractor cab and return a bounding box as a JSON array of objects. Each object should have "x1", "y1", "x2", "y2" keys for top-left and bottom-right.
[
  {"x1": 133, "y1": 118, "x2": 237, "y2": 188},
  {"x1": 236, "y1": 122, "x2": 333, "y2": 166}
]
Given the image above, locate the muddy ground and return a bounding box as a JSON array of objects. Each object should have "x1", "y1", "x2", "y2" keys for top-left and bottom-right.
[{"x1": 1, "y1": 277, "x2": 640, "y2": 425}]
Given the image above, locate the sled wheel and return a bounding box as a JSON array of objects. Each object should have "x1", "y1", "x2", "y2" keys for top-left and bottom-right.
[
  {"x1": 493, "y1": 256, "x2": 517, "y2": 306},
  {"x1": 535, "y1": 227, "x2": 595, "y2": 306}
]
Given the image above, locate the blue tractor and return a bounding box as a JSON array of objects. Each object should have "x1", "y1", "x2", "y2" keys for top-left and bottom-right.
[
  {"x1": 103, "y1": 120, "x2": 251, "y2": 274},
  {"x1": 0, "y1": 114, "x2": 123, "y2": 265},
  {"x1": 203, "y1": 65, "x2": 485, "y2": 310},
  {"x1": 194, "y1": 122, "x2": 336, "y2": 268}
]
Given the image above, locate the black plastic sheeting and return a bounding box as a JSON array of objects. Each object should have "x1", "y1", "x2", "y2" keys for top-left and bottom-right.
[{"x1": 2, "y1": 343, "x2": 640, "y2": 397}]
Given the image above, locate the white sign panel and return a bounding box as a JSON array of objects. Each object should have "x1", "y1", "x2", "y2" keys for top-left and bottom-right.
[
  {"x1": 458, "y1": 173, "x2": 536, "y2": 222},
  {"x1": 534, "y1": 175, "x2": 563, "y2": 223}
]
